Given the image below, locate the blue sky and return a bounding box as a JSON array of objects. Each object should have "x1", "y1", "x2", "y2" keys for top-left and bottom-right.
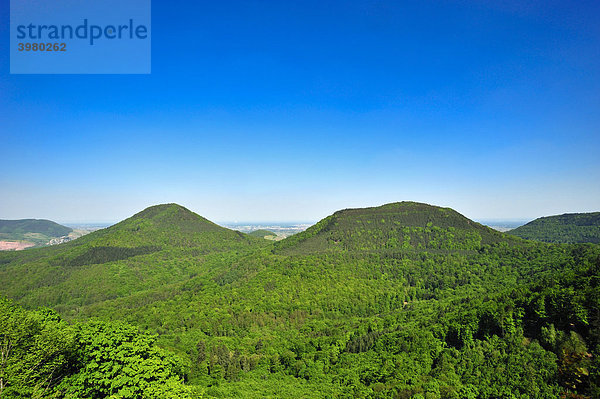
[{"x1": 1, "y1": 0, "x2": 599, "y2": 223}]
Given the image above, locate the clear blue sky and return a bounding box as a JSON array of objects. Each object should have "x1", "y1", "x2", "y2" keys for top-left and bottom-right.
[{"x1": 1, "y1": 0, "x2": 599, "y2": 223}]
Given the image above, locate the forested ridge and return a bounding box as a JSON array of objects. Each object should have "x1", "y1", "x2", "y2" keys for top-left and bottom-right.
[
  {"x1": 0, "y1": 219, "x2": 73, "y2": 246},
  {"x1": 1, "y1": 202, "x2": 598, "y2": 398},
  {"x1": 248, "y1": 230, "x2": 277, "y2": 239},
  {"x1": 509, "y1": 212, "x2": 600, "y2": 244}
]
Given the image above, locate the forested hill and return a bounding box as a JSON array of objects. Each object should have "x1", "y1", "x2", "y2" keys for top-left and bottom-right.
[
  {"x1": 0, "y1": 204, "x2": 265, "y2": 311},
  {"x1": 0, "y1": 219, "x2": 72, "y2": 237},
  {"x1": 1, "y1": 202, "x2": 599, "y2": 398},
  {"x1": 66, "y1": 203, "x2": 256, "y2": 249},
  {"x1": 509, "y1": 212, "x2": 600, "y2": 243},
  {"x1": 0, "y1": 218, "x2": 72, "y2": 244},
  {"x1": 248, "y1": 229, "x2": 277, "y2": 239},
  {"x1": 276, "y1": 201, "x2": 514, "y2": 254}
]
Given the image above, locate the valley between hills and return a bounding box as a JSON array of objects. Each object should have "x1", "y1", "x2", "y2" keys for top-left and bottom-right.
[{"x1": 0, "y1": 202, "x2": 598, "y2": 398}]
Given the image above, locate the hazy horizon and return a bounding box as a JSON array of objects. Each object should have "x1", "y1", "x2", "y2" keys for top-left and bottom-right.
[{"x1": 0, "y1": 199, "x2": 584, "y2": 227}]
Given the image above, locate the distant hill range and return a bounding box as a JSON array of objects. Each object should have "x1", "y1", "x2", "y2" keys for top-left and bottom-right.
[
  {"x1": 0, "y1": 219, "x2": 73, "y2": 248},
  {"x1": 0, "y1": 201, "x2": 527, "y2": 313},
  {"x1": 508, "y1": 212, "x2": 600, "y2": 243},
  {"x1": 248, "y1": 229, "x2": 278, "y2": 239}
]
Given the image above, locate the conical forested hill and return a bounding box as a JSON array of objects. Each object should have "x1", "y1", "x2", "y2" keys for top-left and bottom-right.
[
  {"x1": 70, "y1": 203, "x2": 251, "y2": 249},
  {"x1": 509, "y1": 211, "x2": 600, "y2": 243},
  {"x1": 276, "y1": 201, "x2": 513, "y2": 254},
  {"x1": 124, "y1": 203, "x2": 227, "y2": 233},
  {"x1": 0, "y1": 204, "x2": 264, "y2": 311}
]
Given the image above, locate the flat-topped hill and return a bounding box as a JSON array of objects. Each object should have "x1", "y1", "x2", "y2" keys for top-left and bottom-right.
[{"x1": 275, "y1": 201, "x2": 511, "y2": 254}]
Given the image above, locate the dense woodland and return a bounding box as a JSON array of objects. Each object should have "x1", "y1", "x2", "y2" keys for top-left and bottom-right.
[
  {"x1": 509, "y1": 212, "x2": 600, "y2": 244},
  {"x1": 1, "y1": 203, "x2": 598, "y2": 398}
]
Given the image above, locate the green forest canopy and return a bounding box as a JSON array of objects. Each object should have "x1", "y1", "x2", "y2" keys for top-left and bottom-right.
[
  {"x1": 508, "y1": 212, "x2": 600, "y2": 244},
  {"x1": 0, "y1": 202, "x2": 598, "y2": 398}
]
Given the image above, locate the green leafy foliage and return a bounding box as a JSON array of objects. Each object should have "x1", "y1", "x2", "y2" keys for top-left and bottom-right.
[
  {"x1": 0, "y1": 298, "x2": 195, "y2": 399},
  {"x1": 0, "y1": 298, "x2": 77, "y2": 397},
  {"x1": 62, "y1": 320, "x2": 192, "y2": 399}
]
